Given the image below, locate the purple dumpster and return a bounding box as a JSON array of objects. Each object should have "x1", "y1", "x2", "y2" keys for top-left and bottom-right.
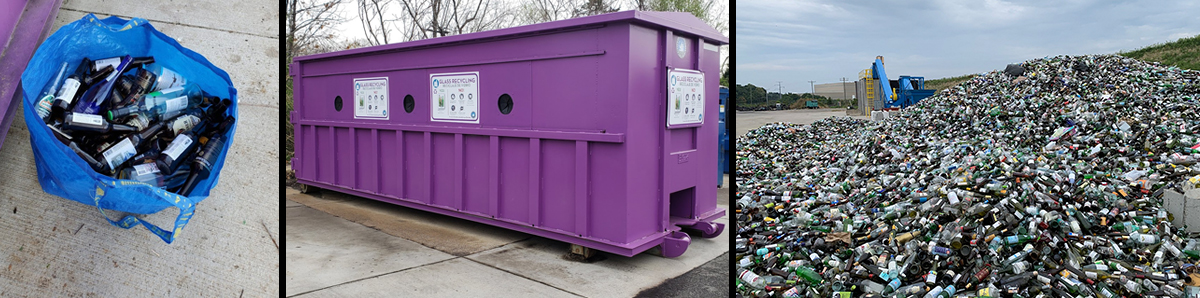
[
  {"x1": 289, "y1": 10, "x2": 727, "y2": 258},
  {"x1": 1, "y1": 0, "x2": 61, "y2": 149}
]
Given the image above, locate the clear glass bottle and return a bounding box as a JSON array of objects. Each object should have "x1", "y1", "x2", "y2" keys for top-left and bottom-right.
[
  {"x1": 106, "y1": 84, "x2": 202, "y2": 121},
  {"x1": 35, "y1": 62, "x2": 70, "y2": 121}
]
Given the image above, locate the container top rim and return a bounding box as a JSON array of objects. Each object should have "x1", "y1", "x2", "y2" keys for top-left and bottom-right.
[{"x1": 292, "y1": 10, "x2": 728, "y2": 63}]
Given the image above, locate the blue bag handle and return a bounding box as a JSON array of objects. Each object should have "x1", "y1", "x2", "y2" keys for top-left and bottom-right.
[
  {"x1": 85, "y1": 14, "x2": 147, "y2": 31},
  {"x1": 92, "y1": 180, "x2": 196, "y2": 244}
]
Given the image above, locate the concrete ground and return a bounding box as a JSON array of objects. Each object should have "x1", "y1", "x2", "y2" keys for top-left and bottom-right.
[
  {"x1": 633, "y1": 174, "x2": 731, "y2": 298},
  {"x1": 735, "y1": 108, "x2": 868, "y2": 136},
  {"x1": 0, "y1": 0, "x2": 278, "y2": 296},
  {"x1": 285, "y1": 173, "x2": 730, "y2": 298}
]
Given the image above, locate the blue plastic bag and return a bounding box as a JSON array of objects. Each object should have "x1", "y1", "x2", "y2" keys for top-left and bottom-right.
[{"x1": 19, "y1": 15, "x2": 238, "y2": 243}]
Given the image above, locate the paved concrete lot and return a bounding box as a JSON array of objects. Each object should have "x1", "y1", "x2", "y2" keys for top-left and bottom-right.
[
  {"x1": 735, "y1": 108, "x2": 868, "y2": 136},
  {"x1": 285, "y1": 177, "x2": 730, "y2": 297},
  {"x1": 0, "y1": 0, "x2": 278, "y2": 296}
]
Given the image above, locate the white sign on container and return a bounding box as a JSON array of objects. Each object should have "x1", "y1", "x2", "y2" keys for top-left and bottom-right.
[
  {"x1": 430, "y1": 72, "x2": 480, "y2": 123},
  {"x1": 666, "y1": 68, "x2": 705, "y2": 127},
  {"x1": 354, "y1": 77, "x2": 389, "y2": 120}
]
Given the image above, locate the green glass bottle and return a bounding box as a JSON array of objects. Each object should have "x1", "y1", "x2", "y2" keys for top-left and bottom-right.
[{"x1": 794, "y1": 265, "x2": 823, "y2": 286}]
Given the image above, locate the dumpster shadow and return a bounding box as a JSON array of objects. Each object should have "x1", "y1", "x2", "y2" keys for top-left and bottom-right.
[{"x1": 286, "y1": 185, "x2": 530, "y2": 257}]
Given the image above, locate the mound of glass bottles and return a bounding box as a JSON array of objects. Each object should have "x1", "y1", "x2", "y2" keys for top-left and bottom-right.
[
  {"x1": 735, "y1": 54, "x2": 1200, "y2": 298},
  {"x1": 33, "y1": 56, "x2": 235, "y2": 196}
]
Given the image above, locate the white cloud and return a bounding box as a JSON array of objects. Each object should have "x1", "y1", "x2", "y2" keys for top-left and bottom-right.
[
  {"x1": 736, "y1": 0, "x2": 1200, "y2": 91},
  {"x1": 740, "y1": 63, "x2": 801, "y2": 71},
  {"x1": 1169, "y1": 32, "x2": 1200, "y2": 40},
  {"x1": 933, "y1": 0, "x2": 1029, "y2": 28}
]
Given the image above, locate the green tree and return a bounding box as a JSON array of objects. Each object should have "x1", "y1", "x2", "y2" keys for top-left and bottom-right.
[
  {"x1": 736, "y1": 83, "x2": 767, "y2": 105},
  {"x1": 720, "y1": 57, "x2": 729, "y2": 86},
  {"x1": 574, "y1": 0, "x2": 618, "y2": 16},
  {"x1": 639, "y1": 0, "x2": 725, "y2": 33},
  {"x1": 781, "y1": 93, "x2": 800, "y2": 105},
  {"x1": 640, "y1": 0, "x2": 727, "y2": 74}
]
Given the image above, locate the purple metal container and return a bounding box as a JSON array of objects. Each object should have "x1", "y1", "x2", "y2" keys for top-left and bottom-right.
[
  {"x1": 0, "y1": 0, "x2": 61, "y2": 149},
  {"x1": 290, "y1": 11, "x2": 727, "y2": 257}
]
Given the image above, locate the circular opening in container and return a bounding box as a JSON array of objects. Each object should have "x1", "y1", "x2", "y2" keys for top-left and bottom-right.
[
  {"x1": 498, "y1": 94, "x2": 513, "y2": 114},
  {"x1": 334, "y1": 96, "x2": 343, "y2": 111},
  {"x1": 404, "y1": 94, "x2": 415, "y2": 113}
]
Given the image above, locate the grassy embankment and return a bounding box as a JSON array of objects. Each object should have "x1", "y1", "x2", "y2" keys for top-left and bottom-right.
[{"x1": 924, "y1": 34, "x2": 1200, "y2": 93}]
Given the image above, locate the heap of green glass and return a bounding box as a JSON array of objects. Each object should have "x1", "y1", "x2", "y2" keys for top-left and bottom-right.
[{"x1": 735, "y1": 54, "x2": 1200, "y2": 298}]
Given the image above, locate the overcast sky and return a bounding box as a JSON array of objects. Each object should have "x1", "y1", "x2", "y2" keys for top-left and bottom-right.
[
  {"x1": 333, "y1": 1, "x2": 729, "y2": 44},
  {"x1": 736, "y1": 0, "x2": 1199, "y2": 93},
  {"x1": 330, "y1": 1, "x2": 728, "y2": 71}
]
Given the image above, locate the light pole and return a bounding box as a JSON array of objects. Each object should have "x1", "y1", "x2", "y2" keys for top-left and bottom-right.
[
  {"x1": 808, "y1": 80, "x2": 815, "y2": 97},
  {"x1": 840, "y1": 77, "x2": 849, "y2": 105},
  {"x1": 776, "y1": 81, "x2": 783, "y2": 109}
]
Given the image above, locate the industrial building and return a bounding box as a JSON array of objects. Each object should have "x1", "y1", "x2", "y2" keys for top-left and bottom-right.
[{"x1": 813, "y1": 82, "x2": 856, "y2": 99}]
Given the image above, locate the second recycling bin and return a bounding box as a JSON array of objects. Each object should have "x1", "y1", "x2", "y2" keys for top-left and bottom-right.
[
  {"x1": 290, "y1": 11, "x2": 728, "y2": 257},
  {"x1": 719, "y1": 86, "x2": 729, "y2": 184}
]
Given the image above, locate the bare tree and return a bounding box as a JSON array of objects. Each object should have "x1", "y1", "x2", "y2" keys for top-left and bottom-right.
[
  {"x1": 286, "y1": 0, "x2": 349, "y2": 63},
  {"x1": 354, "y1": 0, "x2": 514, "y2": 44},
  {"x1": 633, "y1": 0, "x2": 648, "y2": 10},
  {"x1": 518, "y1": 0, "x2": 577, "y2": 24},
  {"x1": 517, "y1": 0, "x2": 621, "y2": 25},
  {"x1": 397, "y1": 0, "x2": 513, "y2": 40},
  {"x1": 359, "y1": 0, "x2": 397, "y2": 46}
]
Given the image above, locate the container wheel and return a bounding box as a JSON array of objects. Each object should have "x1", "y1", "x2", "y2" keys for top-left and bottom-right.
[
  {"x1": 695, "y1": 222, "x2": 725, "y2": 239},
  {"x1": 659, "y1": 231, "x2": 691, "y2": 258},
  {"x1": 298, "y1": 183, "x2": 318, "y2": 194}
]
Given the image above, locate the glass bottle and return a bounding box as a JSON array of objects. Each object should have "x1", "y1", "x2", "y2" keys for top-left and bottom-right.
[
  {"x1": 35, "y1": 62, "x2": 69, "y2": 121},
  {"x1": 176, "y1": 116, "x2": 235, "y2": 196},
  {"x1": 51, "y1": 59, "x2": 112, "y2": 122},
  {"x1": 95, "y1": 121, "x2": 166, "y2": 175},
  {"x1": 62, "y1": 113, "x2": 138, "y2": 134}
]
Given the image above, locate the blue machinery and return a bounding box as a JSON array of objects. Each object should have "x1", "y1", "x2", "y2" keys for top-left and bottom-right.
[{"x1": 869, "y1": 56, "x2": 936, "y2": 109}]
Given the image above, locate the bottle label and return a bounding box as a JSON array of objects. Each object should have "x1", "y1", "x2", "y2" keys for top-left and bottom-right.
[
  {"x1": 164, "y1": 96, "x2": 188, "y2": 113},
  {"x1": 133, "y1": 163, "x2": 160, "y2": 176},
  {"x1": 780, "y1": 287, "x2": 799, "y2": 297},
  {"x1": 102, "y1": 139, "x2": 137, "y2": 170},
  {"x1": 55, "y1": 79, "x2": 82, "y2": 104},
  {"x1": 163, "y1": 135, "x2": 193, "y2": 160},
  {"x1": 94, "y1": 57, "x2": 123, "y2": 81},
  {"x1": 94, "y1": 57, "x2": 121, "y2": 72},
  {"x1": 36, "y1": 96, "x2": 54, "y2": 119},
  {"x1": 155, "y1": 68, "x2": 185, "y2": 91},
  {"x1": 887, "y1": 278, "x2": 901, "y2": 290},
  {"x1": 171, "y1": 115, "x2": 200, "y2": 136},
  {"x1": 73, "y1": 113, "x2": 105, "y2": 127},
  {"x1": 124, "y1": 114, "x2": 148, "y2": 131}
]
